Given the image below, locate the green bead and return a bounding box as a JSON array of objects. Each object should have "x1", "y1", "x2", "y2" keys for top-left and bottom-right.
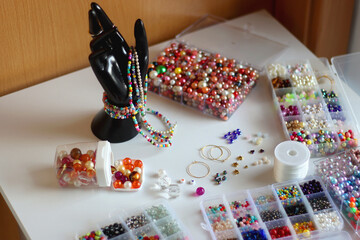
[{"x1": 156, "y1": 65, "x2": 167, "y2": 74}]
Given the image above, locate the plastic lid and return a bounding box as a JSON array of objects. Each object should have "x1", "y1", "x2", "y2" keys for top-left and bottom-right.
[
  {"x1": 332, "y1": 52, "x2": 360, "y2": 95},
  {"x1": 96, "y1": 141, "x2": 113, "y2": 187},
  {"x1": 175, "y1": 14, "x2": 288, "y2": 68}
]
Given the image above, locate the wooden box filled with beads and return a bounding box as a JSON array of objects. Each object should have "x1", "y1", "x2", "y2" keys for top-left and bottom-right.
[
  {"x1": 147, "y1": 15, "x2": 287, "y2": 120},
  {"x1": 200, "y1": 176, "x2": 345, "y2": 240},
  {"x1": 266, "y1": 59, "x2": 359, "y2": 157},
  {"x1": 76, "y1": 200, "x2": 191, "y2": 240}
]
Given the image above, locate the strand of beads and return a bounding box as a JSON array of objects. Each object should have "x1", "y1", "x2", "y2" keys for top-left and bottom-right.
[
  {"x1": 125, "y1": 48, "x2": 175, "y2": 148},
  {"x1": 103, "y1": 92, "x2": 139, "y2": 119}
]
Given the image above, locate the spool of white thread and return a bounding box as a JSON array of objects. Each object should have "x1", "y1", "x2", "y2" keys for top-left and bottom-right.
[{"x1": 274, "y1": 141, "x2": 310, "y2": 182}]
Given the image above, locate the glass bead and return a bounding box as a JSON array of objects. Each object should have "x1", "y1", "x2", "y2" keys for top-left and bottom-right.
[{"x1": 70, "y1": 148, "x2": 82, "y2": 159}]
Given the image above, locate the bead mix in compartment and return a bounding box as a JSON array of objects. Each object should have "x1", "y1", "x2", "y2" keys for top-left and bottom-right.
[{"x1": 148, "y1": 42, "x2": 260, "y2": 120}]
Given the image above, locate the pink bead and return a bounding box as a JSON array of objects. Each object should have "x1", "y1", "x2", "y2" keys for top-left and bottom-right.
[{"x1": 196, "y1": 187, "x2": 205, "y2": 196}]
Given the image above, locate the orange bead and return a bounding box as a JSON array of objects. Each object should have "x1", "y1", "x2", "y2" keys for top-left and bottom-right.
[
  {"x1": 124, "y1": 164, "x2": 134, "y2": 171},
  {"x1": 123, "y1": 157, "x2": 132, "y2": 165},
  {"x1": 70, "y1": 170, "x2": 79, "y2": 179},
  {"x1": 350, "y1": 202, "x2": 356, "y2": 208},
  {"x1": 79, "y1": 154, "x2": 90, "y2": 162},
  {"x1": 134, "y1": 160, "x2": 143, "y2": 168},
  {"x1": 132, "y1": 180, "x2": 141, "y2": 189},
  {"x1": 87, "y1": 168, "x2": 96, "y2": 178},
  {"x1": 73, "y1": 163, "x2": 82, "y2": 172},
  {"x1": 113, "y1": 180, "x2": 123, "y2": 189}
]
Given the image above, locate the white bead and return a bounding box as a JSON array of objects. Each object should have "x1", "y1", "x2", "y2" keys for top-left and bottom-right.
[
  {"x1": 149, "y1": 70, "x2": 158, "y2": 79},
  {"x1": 134, "y1": 167, "x2": 142, "y2": 174},
  {"x1": 124, "y1": 181, "x2": 132, "y2": 189}
]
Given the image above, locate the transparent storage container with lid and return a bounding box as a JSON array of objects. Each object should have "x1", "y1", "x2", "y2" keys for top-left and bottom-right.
[
  {"x1": 148, "y1": 15, "x2": 287, "y2": 120},
  {"x1": 55, "y1": 141, "x2": 113, "y2": 188}
]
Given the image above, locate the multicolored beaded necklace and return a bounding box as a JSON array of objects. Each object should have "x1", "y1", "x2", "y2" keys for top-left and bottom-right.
[{"x1": 103, "y1": 47, "x2": 176, "y2": 147}]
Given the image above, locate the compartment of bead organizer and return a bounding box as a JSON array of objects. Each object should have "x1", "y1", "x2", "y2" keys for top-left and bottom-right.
[
  {"x1": 257, "y1": 202, "x2": 285, "y2": 222},
  {"x1": 288, "y1": 214, "x2": 317, "y2": 239},
  {"x1": 265, "y1": 218, "x2": 295, "y2": 240},
  {"x1": 249, "y1": 186, "x2": 277, "y2": 205},
  {"x1": 77, "y1": 200, "x2": 191, "y2": 240}
]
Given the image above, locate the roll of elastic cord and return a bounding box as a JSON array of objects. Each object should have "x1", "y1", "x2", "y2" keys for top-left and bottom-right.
[{"x1": 274, "y1": 141, "x2": 310, "y2": 183}]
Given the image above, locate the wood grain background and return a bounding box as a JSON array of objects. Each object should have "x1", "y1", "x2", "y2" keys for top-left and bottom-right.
[{"x1": 0, "y1": 0, "x2": 354, "y2": 97}]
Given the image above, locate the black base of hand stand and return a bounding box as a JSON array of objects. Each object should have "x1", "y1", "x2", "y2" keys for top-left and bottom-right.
[{"x1": 91, "y1": 109, "x2": 140, "y2": 143}]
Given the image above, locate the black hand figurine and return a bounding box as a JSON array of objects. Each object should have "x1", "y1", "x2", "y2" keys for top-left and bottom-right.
[{"x1": 88, "y1": 2, "x2": 149, "y2": 143}]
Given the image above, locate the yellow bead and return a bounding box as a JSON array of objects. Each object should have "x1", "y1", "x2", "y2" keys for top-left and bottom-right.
[{"x1": 174, "y1": 67, "x2": 182, "y2": 74}]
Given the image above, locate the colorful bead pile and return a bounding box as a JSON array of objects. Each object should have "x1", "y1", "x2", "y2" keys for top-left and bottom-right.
[
  {"x1": 56, "y1": 148, "x2": 97, "y2": 187},
  {"x1": 230, "y1": 200, "x2": 250, "y2": 209},
  {"x1": 338, "y1": 129, "x2": 358, "y2": 149},
  {"x1": 296, "y1": 89, "x2": 319, "y2": 101},
  {"x1": 276, "y1": 186, "x2": 301, "y2": 200},
  {"x1": 207, "y1": 204, "x2": 227, "y2": 215},
  {"x1": 78, "y1": 231, "x2": 106, "y2": 240},
  {"x1": 321, "y1": 89, "x2": 337, "y2": 99},
  {"x1": 314, "y1": 211, "x2": 342, "y2": 231},
  {"x1": 112, "y1": 158, "x2": 143, "y2": 190},
  {"x1": 280, "y1": 104, "x2": 299, "y2": 116},
  {"x1": 101, "y1": 222, "x2": 127, "y2": 239},
  {"x1": 311, "y1": 130, "x2": 337, "y2": 144},
  {"x1": 315, "y1": 151, "x2": 360, "y2": 229},
  {"x1": 268, "y1": 226, "x2": 291, "y2": 239},
  {"x1": 137, "y1": 235, "x2": 160, "y2": 240},
  {"x1": 223, "y1": 129, "x2": 241, "y2": 144},
  {"x1": 300, "y1": 179, "x2": 323, "y2": 195},
  {"x1": 289, "y1": 131, "x2": 312, "y2": 144},
  {"x1": 292, "y1": 220, "x2": 316, "y2": 236},
  {"x1": 285, "y1": 119, "x2": 305, "y2": 132},
  {"x1": 148, "y1": 42, "x2": 260, "y2": 120},
  {"x1": 287, "y1": 63, "x2": 312, "y2": 75},
  {"x1": 234, "y1": 213, "x2": 258, "y2": 228},
  {"x1": 208, "y1": 213, "x2": 234, "y2": 232}
]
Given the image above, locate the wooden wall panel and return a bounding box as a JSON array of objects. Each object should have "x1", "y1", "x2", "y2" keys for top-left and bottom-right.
[
  {"x1": 0, "y1": 0, "x2": 274, "y2": 96},
  {"x1": 275, "y1": 0, "x2": 355, "y2": 59}
]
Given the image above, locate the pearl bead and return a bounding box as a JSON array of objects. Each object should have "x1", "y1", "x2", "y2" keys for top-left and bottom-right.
[
  {"x1": 149, "y1": 70, "x2": 158, "y2": 79},
  {"x1": 124, "y1": 181, "x2": 132, "y2": 189},
  {"x1": 134, "y1": 167, "x2": 142, "y2": 174}
]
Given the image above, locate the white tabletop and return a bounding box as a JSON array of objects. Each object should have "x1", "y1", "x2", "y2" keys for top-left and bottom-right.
[{"x1": 0, "y1": 10, "x2": 358, "y2": 240}]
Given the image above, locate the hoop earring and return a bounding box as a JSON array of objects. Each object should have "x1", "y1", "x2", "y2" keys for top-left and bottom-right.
[{"x1": 186, "y1": 161, "x2": 211, "y2": 178}]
